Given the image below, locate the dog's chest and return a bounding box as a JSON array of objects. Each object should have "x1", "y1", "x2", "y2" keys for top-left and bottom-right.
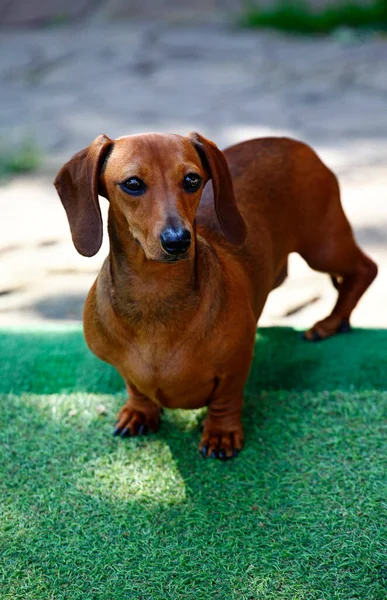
[{"x1": 121, "y1": 335, "x2": 218, "y2": 409}]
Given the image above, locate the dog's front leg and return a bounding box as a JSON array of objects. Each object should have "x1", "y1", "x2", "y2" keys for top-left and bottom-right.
[
  {"x1": 199, "y1": 377, "x2": 245, "y2": 460},
  {"x1": 113, "y1": 384, "x2": 161, "y2": 438}
]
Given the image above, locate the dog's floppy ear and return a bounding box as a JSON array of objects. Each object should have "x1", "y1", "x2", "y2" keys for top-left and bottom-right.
[
  {"x1": 54, "y1": 134, "x2": 113, "y2": 257},
  {"x1": 189, "y1": 132, "x2": 246, "y2": 245}
]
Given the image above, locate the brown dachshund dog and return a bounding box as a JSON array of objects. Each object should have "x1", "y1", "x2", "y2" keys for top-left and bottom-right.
[{"x1": 54, "y1": 132, "x2": 377, "y2": 459}]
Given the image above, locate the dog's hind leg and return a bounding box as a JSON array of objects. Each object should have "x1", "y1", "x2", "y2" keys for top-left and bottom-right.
[
  {"x1": 300, "y1": 197, "x2": 377, "y2": 342},
  {"x1": 303, "y1": 244, "x2": 377, "y2": 341}
]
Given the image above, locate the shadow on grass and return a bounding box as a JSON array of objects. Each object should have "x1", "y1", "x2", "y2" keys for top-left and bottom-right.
[
  {"x1": 248, "y1": 326, "x2": 387, "y2": 392},
  {"x1": 1, "y1": 325, "x2": 387, "y2": 395}
]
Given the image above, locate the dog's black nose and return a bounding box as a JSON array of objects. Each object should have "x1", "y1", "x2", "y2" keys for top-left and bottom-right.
[{"x1": 160, "y1": 228, "x2": 191, "y2": 256}]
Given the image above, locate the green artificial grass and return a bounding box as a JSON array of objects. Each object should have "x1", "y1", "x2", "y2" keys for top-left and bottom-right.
[
  {"x1": 242, "y1": 0, "x2": 387, "y2": 34},
  {"x1": 1, "y1": 325, "x2": 386, "y2": 599}
]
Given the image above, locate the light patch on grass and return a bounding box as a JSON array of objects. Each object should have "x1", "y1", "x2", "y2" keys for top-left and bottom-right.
[
  {"x1": 45, "y1": 391, "x2": 122, "y2": 424},
  {"x1": 77, "y1": 443, "x2": 187, "y2": 504}
]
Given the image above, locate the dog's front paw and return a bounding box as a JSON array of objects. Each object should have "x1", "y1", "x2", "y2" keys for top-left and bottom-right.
[
  {"x1": 199, "y1": 426, "x2": 244, "y2": 460},
  {"x1": 113, "y1": 402, "x2": 160, "y2": 438}
]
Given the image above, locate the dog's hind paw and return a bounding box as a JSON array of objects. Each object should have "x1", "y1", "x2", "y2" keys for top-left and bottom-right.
[{"x1": 303, "y1": 318, "x2": 351, "y2": 342}]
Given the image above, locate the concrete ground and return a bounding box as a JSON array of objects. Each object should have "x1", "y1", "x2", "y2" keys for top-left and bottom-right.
[{"x1": 1, "y1": 21, "x2": 386, "y2": 328}]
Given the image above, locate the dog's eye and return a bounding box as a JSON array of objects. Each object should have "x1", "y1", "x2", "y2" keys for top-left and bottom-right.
[
  {"x1": 183, "y1": 173, "x2": 202, "y2": 193},
  {"x1": 120, "y1": 177, "x2": 146, "y2": 196}
]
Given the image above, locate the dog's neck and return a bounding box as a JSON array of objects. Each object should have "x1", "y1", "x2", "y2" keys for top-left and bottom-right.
[{"x1": 106, "y1": 210, "x2": 201, "y2": 327}]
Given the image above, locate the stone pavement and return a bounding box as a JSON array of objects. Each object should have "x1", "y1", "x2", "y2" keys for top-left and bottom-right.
[{"x1": 0, "y1": 22, "x2": 386, "y2": 328}]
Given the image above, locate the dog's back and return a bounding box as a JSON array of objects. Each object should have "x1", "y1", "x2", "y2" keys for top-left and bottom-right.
[{"x1": 197, "y1": 137, "x2": 340, "y2": 292}]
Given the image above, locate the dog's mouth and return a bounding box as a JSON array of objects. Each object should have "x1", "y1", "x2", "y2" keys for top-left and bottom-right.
[
  {"x1": 134, "y1": 237, "x2": 192, "y2": 263},
  {"x1": 158, "y1": 253, "x2": 192, "y2": 264}
]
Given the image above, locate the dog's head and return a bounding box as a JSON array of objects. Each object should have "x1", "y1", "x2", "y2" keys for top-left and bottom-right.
[{"x1": 54, "y1": 132, "x2": 246, "y2": 262}]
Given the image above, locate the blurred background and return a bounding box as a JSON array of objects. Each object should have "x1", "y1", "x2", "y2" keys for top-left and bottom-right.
[{"x1": 1, "y1": 0, "x2": 386, "y2": 329}]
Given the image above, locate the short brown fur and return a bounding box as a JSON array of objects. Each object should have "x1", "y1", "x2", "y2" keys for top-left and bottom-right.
[{"x1": 55, "y1": 132, "x2": 377, "y2": 459}]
